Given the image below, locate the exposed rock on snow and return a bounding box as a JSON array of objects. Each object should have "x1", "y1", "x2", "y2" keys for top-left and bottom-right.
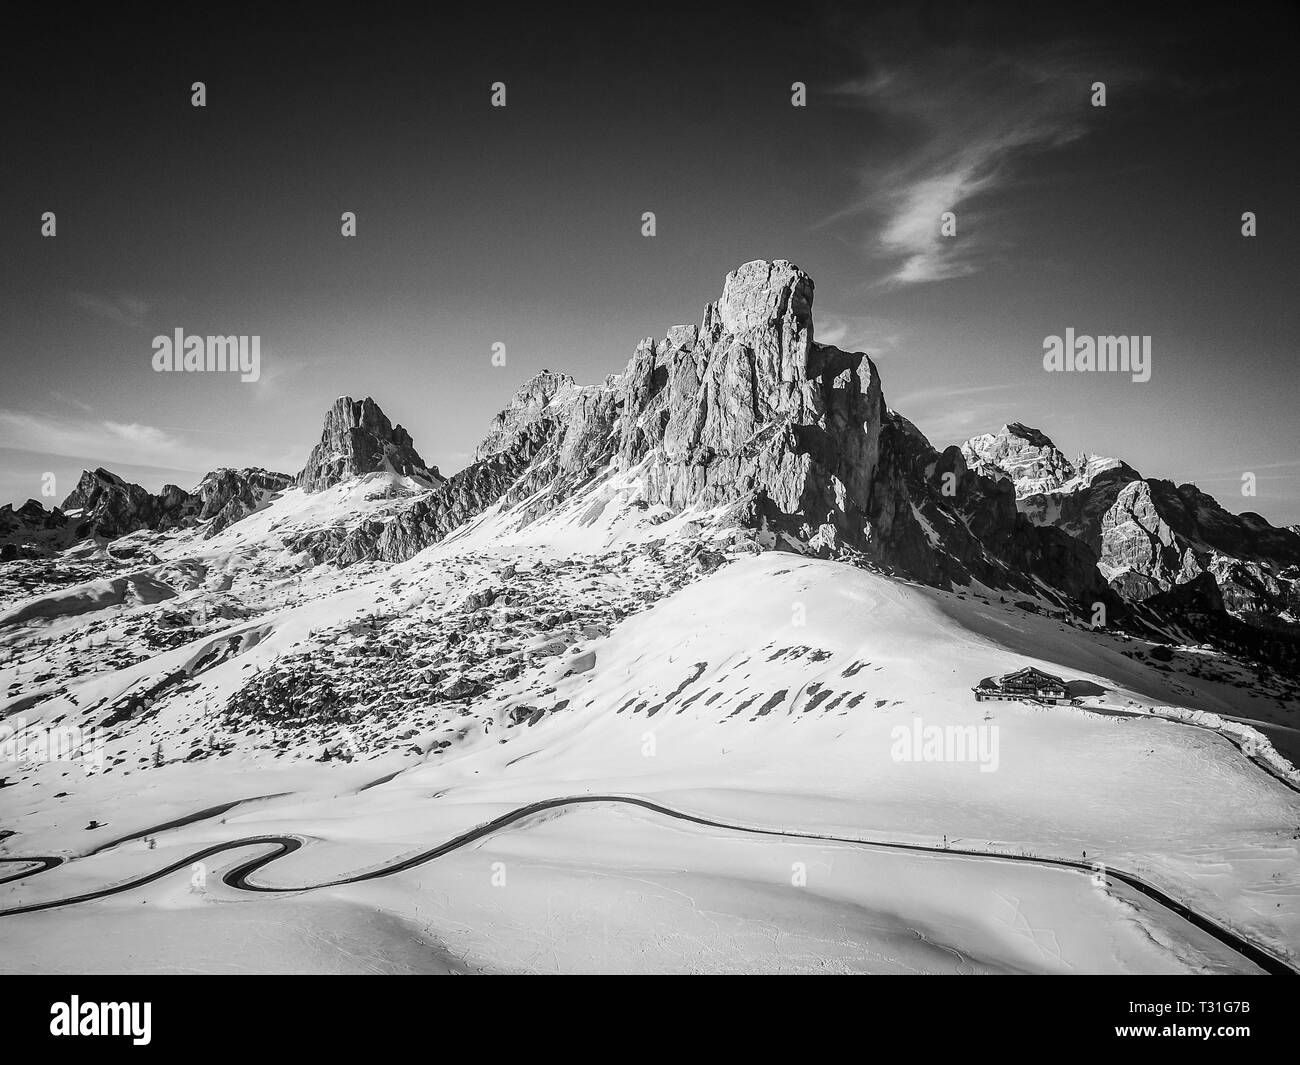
[
  {"x1": 38, "y1": 467, "x2": 295, "y2": 545},
  {"x1": 296, "y1": 396, "x2": 441, "y2": 492},
  {"x1": 962, "y1": 423, "x2": 1084, "y2": 497},
  {"x1": 962, "y1": 423, "x2": 1300, "y2": 620},
  {"x1": 192, "y1": 468, "x2": 294, "y2": 536},
  {"x1": 284, "y1": 261, "x2": 1111, "y2": 613},
  {"x1": 61, "y1": 469, "x2": 195, "y2": 539}
]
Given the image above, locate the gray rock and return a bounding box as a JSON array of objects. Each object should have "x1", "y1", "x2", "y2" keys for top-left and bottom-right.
[
  {"x1": 194, "y1": 468, "x2": 294, "y2": 536},
  {"x1": 275, "y1": 259, "x2": 1299, "y2": 633},
  {"x1": 61, "y1": 469, "x2": 196, "y2": 539},
  {"x1": 297, "y1": 396, "x2": 441, "y2": 492}
]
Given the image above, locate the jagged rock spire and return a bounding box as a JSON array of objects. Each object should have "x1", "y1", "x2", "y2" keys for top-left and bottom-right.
[{"x1": 296, "y1": 396, "x2": 440, "y2": 492}]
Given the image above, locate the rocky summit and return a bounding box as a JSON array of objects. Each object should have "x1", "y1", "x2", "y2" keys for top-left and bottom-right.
[
  {"x1": 962, "y1": 422, "x2": 1300, "y2": 620},
  {"x1": 60, "y1": 468, "x2": 195, "y2": 540},
  {"x1": 286, "y1": 260, "x2": 1110, "y2": 614},
  {"x1": 3, "y1": 260, "x2": 1299, "y2": 979},
  {"x1": 296, "y1": 396, "x2": 441, "y2": 492},
  {"x1": 3, "y1": 259, "x2": 1297, "y2": 653}
]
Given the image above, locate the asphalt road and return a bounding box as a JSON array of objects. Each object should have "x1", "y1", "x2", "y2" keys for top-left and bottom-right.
[{"x1": 0, "y1": 793, "x2": 1293, "y2": 975}]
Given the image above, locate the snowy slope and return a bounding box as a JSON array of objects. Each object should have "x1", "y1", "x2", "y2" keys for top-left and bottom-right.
[{"x1": 3, "y1": 539, "x2": 1298, "y2": 974}]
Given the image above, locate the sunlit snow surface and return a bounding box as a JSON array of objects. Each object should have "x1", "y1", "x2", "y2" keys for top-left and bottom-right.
[{"x1": 2, "y1": 474, "x2": 1297, "y2": 973}]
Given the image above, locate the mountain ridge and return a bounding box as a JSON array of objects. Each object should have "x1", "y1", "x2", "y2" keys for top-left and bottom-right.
[{"x1": 3, "y1": 260, "x2": 1297, "y2": 646}]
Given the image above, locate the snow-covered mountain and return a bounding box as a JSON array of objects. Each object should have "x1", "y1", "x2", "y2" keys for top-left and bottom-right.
[
  {"x1": 2, "y1": 260, "x2": 1298, "y2": 975},
  {"x1": 297, "y1": 395, "x2": 442, "y2": 492},
  {"x1": 962, "y1": 422, "x2": 1300, "y2": 622}
]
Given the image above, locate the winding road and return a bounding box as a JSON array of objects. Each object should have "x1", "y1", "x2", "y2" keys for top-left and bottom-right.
[{"x1": 0, "y1": 794, "x2": 1294, "y2": 975}]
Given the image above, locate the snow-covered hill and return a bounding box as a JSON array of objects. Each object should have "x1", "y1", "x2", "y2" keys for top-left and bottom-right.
[{"x1": 2, "y1": 260, "x2": 1298, "y2": 974}]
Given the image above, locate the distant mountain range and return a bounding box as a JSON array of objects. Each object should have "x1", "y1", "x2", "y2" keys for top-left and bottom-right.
[
  {"x1": 4, "y1": 262, "x2": 1299, "y2": 976},
  {"x1": 4, "y1": 260, "x2": 1297, "y2": 659}
]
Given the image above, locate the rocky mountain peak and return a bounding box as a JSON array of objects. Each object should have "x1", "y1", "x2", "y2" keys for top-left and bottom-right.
[
  {"x1": 475, "y1": 371, "x2": 580, "y2": 461},
  {"x1": 273, "y1": 259, "x2": 1297, "y2": 635},
  {"x1": 296, "y1": 396, "x2": 440, "y2": 492},
  {"x1": 59, "y1": 468, "x2": 194, "y2": 539},
  {"x1": 287, "y1": 259, "x2": 1116, "y2": 614},
  {"x1": 61, "y1": 467, "x2": 127, "y2": 507},
  {"x1": 960, "y1": 423, "x2": 1078, "y2": 497},
  {"x1": 0, "y1": 498, "x2": 67, "y2": 534},
  {"x1": 1003, "y1": 422, "x2": 1056, "y2": 448},
  {"x1": 193, "y1": 468, "x2": 294, "y2": 536},
  {"x1": 714, "y1": 259, "x2": 814, "y2": 335}
]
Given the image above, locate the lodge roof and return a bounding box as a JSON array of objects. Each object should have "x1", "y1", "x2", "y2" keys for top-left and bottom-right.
[
  {"x1": 973, "y1": 666, "x2": 1069, "y2": 696},
  {"x1": 1000, "y1": 666, "x2": 1065, "y2": 686}
]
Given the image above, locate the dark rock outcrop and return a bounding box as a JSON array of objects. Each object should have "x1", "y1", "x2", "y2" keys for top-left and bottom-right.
[
  {"x1": 963, "y1": 422, "x2": 1300, "y2": 620},
  {"x1": 296, "y1": 396, "x2": 440, "y2": 492},
  {"x1": 0, "y1": 499, "x2": 68, "y2": 535},
  {"x1": 288, "y1": 417, "x2": 557, "y2": 564},
  {"x1": 50, "y1": 466, "x2": 293, "y2": 543},
  {"x1": 60, "y1": 469, "x2": 196, "y2": 539},
  {"x1": 0, "y1": 499, "x2": 69, "y2": 559},
  {"x1": 192, "y1": 468, "x2": 294, "y2": 536},
  {"x1": 290, "y1": 259, "x2": 1114, "y2": 613}
]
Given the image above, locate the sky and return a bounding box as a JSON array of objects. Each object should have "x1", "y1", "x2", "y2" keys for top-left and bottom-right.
[{"x1": 2, "y1": 1, "x2": 1297, "y2": 523}]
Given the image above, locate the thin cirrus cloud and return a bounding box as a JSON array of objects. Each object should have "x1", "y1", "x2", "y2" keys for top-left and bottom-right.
[
  {"x1": 830, "y1": 46, "x2": 1134, "y2": 286},
  {"x1": 889, "y1": 381, "x2": 1037, "y2": 446},
  {"x1": 0, "y1": 409, "x2": 270, "y2": 476},
  {"x1": 68, "y1": 291, "x2": 153, "y2": 330},
  {"x1": 47, "y1": 390, "x2": 95, "y2": 414},
  {"x1": 249, "y1": 351, "x2": 312, "y2": 405},
  {"x1": 812, "y1": 312, "x2": 903, "y2": 353}
]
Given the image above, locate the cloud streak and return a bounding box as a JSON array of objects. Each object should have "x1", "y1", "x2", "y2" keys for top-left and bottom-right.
[
  {"x1": 889, "y1": 381, "x2": 1044, "y2": 448},
  {"x1": 831, "y1": 39, "x2": 1139, "y2": 286},
  {"x1": 813, "y1": 312, "x2": 903, "y2": 353},
  {"x1": 68, "y1": 292, "x2": 153, "y2": 330},
  {"x1": 0, "y1": 409, "x2": 281, "y2": 481}
]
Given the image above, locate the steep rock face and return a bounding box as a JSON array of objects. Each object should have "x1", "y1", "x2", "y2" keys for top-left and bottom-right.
[
  {"x1": 60, "y1": 469, "x2": 196, "y2": 539},
  {"x1": 613, "y1": 260, "x2": 883, "y2": 541},
  {"x1": 50, "y1": 466, "x2": 294, "y2": 543},
  {"x1": 0, "y1": 499, "x2": 70, "y2": 559},
  {"x1": 475, "y1": 371, "x2": 581, "y2": 461},
  {"x1": 1020, "y1": 462, "x2": 1142, "y2": 550},
  {"x1": 292, "y1": 261, "x2": 883, "y2": 565},
  {"x1": 0, "y1": 499, "x2": 68, "y2": 535},
  {"x1": 965, "y1": 423, "x2": 1300, "y2": 618},
  {"x1": 289, "y1": 420, "x2": 558, "y2": 565},
  {"x1": 597, "y1": 261, "x2": 1107, "y2": 607},
  {"x1": 1100, "y1": 479, "x2": 1201, "y2": 595},
  {"x1": 296, "y1": 397, "x2": 440, "y2": 491},
  {"x1": 295, "y1": 260, "x2": 1112, "y2": 612},
  {"x1": 961, "y1": 423, "x2": 1079, "y2": 496},
  {"x1": 875, "y1": 419, "x2": 1111, "y2": 606},
  {"x1": 1158, "y1": 482, "x2": 1300, "y2": 565},
  {"x1": 193, "y1": 468, "x2": 294, "y2": 537},
  {"x1": 1097, "y1": 479, "x2": 1300, "y2": 614}
]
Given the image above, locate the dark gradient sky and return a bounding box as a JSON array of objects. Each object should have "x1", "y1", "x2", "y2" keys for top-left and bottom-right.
[{"x1": 2, "y1": 1, "x2": 1297, "y2": 522}]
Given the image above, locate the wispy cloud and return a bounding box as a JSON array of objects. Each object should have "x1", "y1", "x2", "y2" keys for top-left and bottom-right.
[
  {"x1": 250, "y1": 351, "x2": 311, "y2": 404},
  {"x1": 830, "y1": 40, "x2": 1142, "y2": 286},
  {"x1": 890, "y1": 382, "x2": 1041, "y2": 447},
  {"x1": 101, "y1": 421, "x2": 175, "y2": 452},
  {"x1": 906, "y1": 404, "x2": 1012, "y2": 448},
  {"x1": 891, "y1": 381, "x2": 1026, "y2": 408},
  {"x1": 0, "y1": 409, "x2": 277, "y2": 478},
  {"x1": 47, "y1": 390, "x2": 95, "y2": 414},
  {"x1": 68, "y1": 291, "x2": 153, "y2": 330},
  {"x1": 813, "y1": 312, "x2": 904, "y2": 353},
  {"x1": 1200, "y1": 459, "x2": 1300, "y2": 474}
]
